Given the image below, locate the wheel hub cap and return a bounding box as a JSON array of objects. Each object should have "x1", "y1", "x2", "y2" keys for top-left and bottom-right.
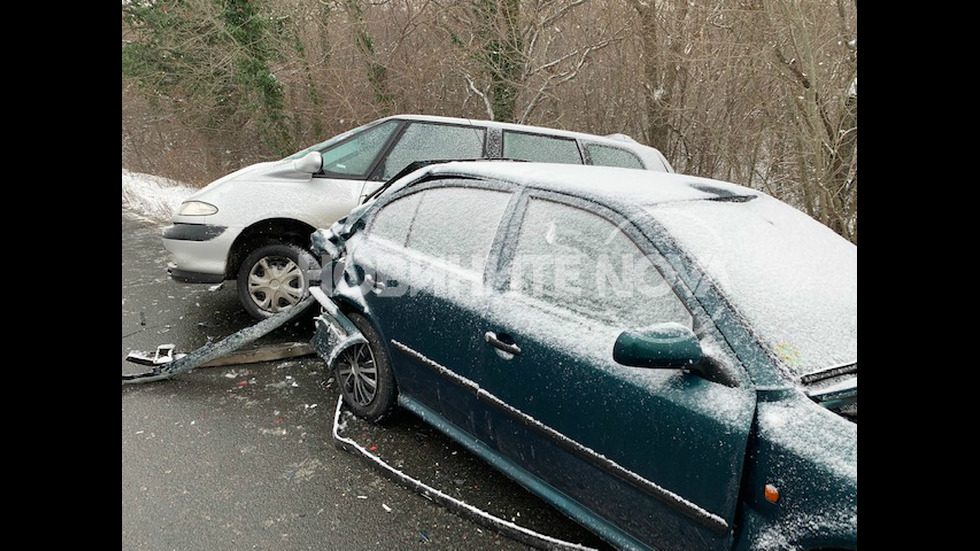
[{"x1": 247, "y1": 256, "x2": 305, "y2": 313}]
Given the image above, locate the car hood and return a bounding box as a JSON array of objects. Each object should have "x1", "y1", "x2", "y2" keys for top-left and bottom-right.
[{"x1": 184, "y1": 160, "x2": 282, "y2": 201}]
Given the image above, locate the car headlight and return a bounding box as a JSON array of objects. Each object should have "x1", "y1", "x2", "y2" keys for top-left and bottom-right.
[{"x1": 177, "y1": 201, "x2": 219, "y2": 216}]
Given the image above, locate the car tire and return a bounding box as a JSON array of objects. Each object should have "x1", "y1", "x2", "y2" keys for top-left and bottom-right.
[
  {"x1": 336, "y1": 311, "x2": 398, "y2": 423},
  {"x1": 237, "y1": 243, "x2": 319, "y2": 320}
]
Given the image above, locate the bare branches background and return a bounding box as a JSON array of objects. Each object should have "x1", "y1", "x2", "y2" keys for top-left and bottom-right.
[{"x1": 122, "y1": 0, "x2": 857, "y2": 241}]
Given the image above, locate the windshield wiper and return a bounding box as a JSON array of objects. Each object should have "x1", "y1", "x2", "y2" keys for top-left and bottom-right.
[
  {"x1": 805, "y1": 376, "x2": 856, "y2": 401},
  {"x1": 805, "y1": 376, "x2": 857, "y2": 422},
  {"x1": 800, "y1": 362, "x2": 856, "y2": 386}
]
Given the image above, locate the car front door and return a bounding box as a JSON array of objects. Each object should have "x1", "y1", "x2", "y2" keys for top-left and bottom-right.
[
  {"x1": 370, "y1": 122, "x2": 489, "y2": 182},
  {"x1": 474, "y1": 193, "x2": 756, "y2": 551}
]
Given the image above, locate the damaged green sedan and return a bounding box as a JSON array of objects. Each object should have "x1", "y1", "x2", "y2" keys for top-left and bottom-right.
[{"x1": 309, "y1": 161, "x2": 857, "y2": 551}]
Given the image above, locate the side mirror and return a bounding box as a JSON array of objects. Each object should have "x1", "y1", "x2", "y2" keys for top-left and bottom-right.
[
  {"x1": 613, "y1": 323, "x2": 702, "y2": 369},
  {"x1": 292, "y1": 151, "x2": 323, "y2": 174}
]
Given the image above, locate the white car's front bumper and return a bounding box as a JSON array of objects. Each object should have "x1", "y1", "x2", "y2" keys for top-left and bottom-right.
[{"x1": 161, "y1": 223, "x2": 239, "y2": 283}]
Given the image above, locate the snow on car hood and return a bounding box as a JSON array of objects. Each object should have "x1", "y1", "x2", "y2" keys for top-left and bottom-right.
[
  {"x1": 182, "y1": 160, "x2": 281, "y2": 201},
  {"x1": 648, "y1": 194, "x2": 857, "y2": 379}
]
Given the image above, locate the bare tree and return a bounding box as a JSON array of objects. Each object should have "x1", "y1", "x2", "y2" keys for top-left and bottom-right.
[
  {"x1": 433, "y1": 0, "x2": 624, "y2": 124},
  {"x1": 627, "y1": 0, "x2": 685, "y2": 151},
  {"x1": 123, "y1": 0, "x2": 857, "y2": 241},
  {"x1": 758, "y1": 0, "x2": 858, "y2": 241}
]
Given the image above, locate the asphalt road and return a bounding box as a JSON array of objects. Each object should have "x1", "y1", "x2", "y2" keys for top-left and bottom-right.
[{"x1": 121, "y1": 210, "x2": 612, "y2": 551}]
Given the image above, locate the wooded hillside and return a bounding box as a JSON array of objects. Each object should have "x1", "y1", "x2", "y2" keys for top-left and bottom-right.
[{"x1": 122, "y1": 0, "x2": 857, "y2": 242}]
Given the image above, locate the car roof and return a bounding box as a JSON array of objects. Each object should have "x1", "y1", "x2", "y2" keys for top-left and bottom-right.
[
  {"x1": 373, "y1": 114, "x2": 672, "y2": 169},
  {"x1": 408, "y1": 160, "x2": 758, "y2": 210},
  {"x1": 380, "y1": 114, "x2": 633, "y2": 142}
]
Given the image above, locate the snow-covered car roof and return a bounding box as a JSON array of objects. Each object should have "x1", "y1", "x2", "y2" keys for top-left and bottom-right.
[
  {"x1": 398, "y1": 159, "x2": 750, "y2": 207},
  {"x1": 383, "y1": 114, "x2": 643, "y2": 144}
]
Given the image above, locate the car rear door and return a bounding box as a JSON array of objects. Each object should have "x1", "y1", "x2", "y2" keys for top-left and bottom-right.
[
  {"x1": 351, "y1": 179, "x2": 518, "y2": 425},
  {"x1": 474, "y1": 192, "x2": 756, "y2": 551}
]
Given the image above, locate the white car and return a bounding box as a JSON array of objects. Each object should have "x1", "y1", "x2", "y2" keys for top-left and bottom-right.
[{"x1": 162, "y1": 114, "x2": 674, "y2": 318}]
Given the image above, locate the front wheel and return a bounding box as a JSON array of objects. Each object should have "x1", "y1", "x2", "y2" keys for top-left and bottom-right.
[
  {"x1": 336, "y1": 312, "x2": 398, "y2": 423},
  {"x1": 237, "y1": 243, "x2": 319, "y2": 319}
]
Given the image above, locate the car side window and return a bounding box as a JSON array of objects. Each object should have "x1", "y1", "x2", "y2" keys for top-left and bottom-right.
[
  {"x1": 404, "y1": 186, "x2": 512, "y2": 274},
  {"x1": 320, "y1": 120, "x2": 398, "y2": 178},
  {"x1": 369, "y1": 191, "x2": 423, "y2": 246},
  {"x1": 380, "y1": 123, "x2": 486, "y2": 180},
  {"x1": 509, "y1": 198, "x2": 692, "y2": 328},
  {"x1": 586, "y1": 143, "x2": 644, "y2": 169},
  {"x1": 502, "y1": 131, "x2": 582, "y2": 164}
]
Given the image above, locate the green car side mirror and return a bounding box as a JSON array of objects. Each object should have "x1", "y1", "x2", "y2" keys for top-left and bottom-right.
[{"x1": 613, "y1": 323, "x2": 703, "y2": 369}]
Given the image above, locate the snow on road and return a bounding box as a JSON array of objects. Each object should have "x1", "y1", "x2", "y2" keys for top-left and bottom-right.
[{"x1": 122, "y1": 168, "x2": 197, "y2": 225}]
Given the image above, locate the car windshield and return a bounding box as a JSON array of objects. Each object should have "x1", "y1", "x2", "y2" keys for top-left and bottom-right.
[
  {"x1": 283, "y1": 120, "x2": 380, "y2": 161},
  {"x1": 647, "y1": 194, "x2": 856, "y2": 379}
]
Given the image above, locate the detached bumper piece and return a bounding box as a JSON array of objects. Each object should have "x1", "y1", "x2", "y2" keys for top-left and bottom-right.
[
  {"x1": 122, "y1": 295, "x2": 316, "y2": 385},
  {"x1": 309, "y1": 287, "x2": 367, "y2": 368}
]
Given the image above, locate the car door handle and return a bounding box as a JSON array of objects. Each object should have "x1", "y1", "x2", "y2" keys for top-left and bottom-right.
[{"x1": 484, "y1": 331, "x2": 521, "y2": 356}]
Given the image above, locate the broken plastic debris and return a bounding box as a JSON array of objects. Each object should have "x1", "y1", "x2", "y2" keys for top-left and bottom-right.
[{"x1": 126, "y1": 344, "x2": 185, "y2": 366}]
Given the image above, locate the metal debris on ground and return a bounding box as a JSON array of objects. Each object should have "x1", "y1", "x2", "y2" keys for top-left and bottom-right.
[{"x1": 122, "y1": 295, "x2": 315, "y2": 385}]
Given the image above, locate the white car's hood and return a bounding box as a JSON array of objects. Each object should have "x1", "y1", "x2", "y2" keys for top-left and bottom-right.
[{"x1": 186, "y1": 160, "x2": 281, "y2": 199}]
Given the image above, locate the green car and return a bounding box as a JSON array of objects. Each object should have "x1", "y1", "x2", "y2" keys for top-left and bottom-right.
[{"x1": 310, "y1": 161, "x2": 857, "y2": 551}]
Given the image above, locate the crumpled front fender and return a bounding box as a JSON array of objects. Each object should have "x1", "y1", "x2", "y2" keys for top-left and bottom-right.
[
  {"x1": 309, "y1": 201, "x2": 376, "y2": 369},
  {"x1": 309, "y1": 287, "x2": 367, "y2": 369}
]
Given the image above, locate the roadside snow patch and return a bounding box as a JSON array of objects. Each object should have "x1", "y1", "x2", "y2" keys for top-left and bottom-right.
[{"x1": 122, "y1": 168, "x2": 198, "y2": 225}]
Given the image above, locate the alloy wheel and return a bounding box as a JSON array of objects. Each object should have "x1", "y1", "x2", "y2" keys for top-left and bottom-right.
[{"x1": 338, "y1": 344, "x2": 378, "y2": 406}]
